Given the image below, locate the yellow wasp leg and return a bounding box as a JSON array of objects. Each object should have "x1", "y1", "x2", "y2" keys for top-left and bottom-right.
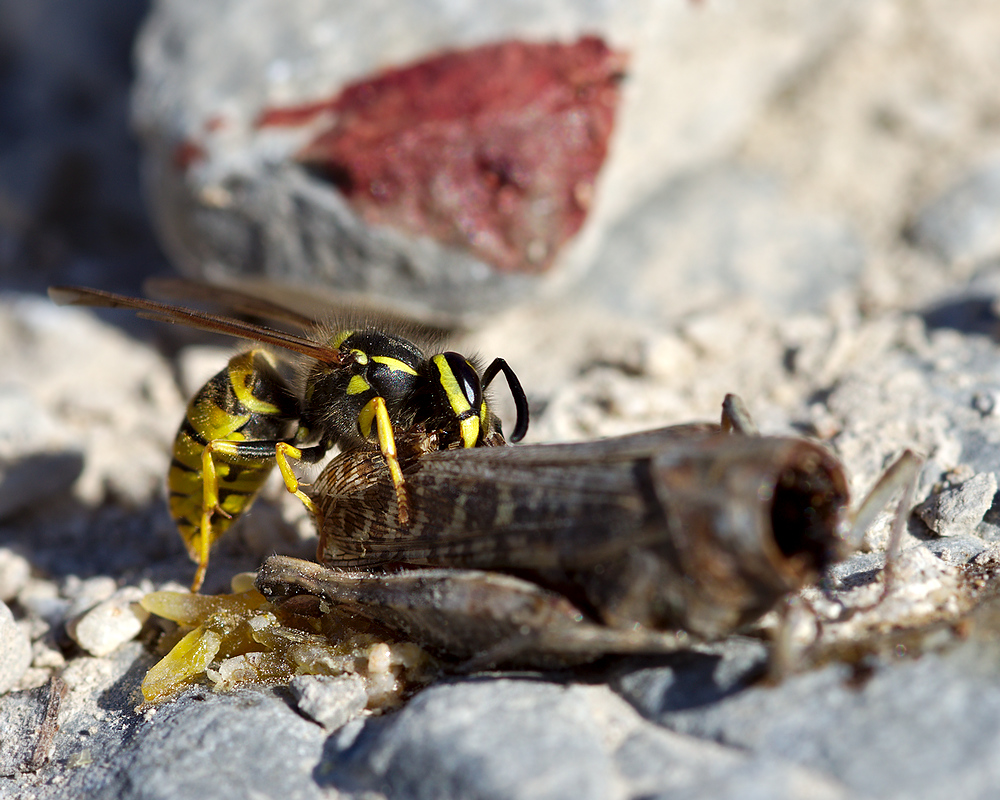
[
  {"x1": 191, "y1": 440, "x2": 324, "y2": 593},
  {"x1": 194, "y1": 441, "x2": 235, "y2": 593},
  {"x1": 274, "y1": 442, "x2": 325, "y2": 532},
  {"x1": 371, "y1": 396, "x2": 410, "y2": 526}
]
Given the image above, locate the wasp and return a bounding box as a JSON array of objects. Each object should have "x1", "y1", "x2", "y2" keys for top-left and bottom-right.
[
  {"x1": 256, "y1": 396, "x2": 921, "y2": 667},
  {"x1": 48, "y1": 284, "x2": 529, "y2": 591}
]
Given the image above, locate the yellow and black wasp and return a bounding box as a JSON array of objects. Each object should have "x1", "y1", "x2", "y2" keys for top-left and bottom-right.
[{"x1": 48, "y1": 284, "x2": 529, "y2": 591}]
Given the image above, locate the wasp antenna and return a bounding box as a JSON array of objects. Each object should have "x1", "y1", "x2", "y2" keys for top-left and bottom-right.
[
  {"x1": 844, "y1": 450, "x2": 923, "y2": 559},
  {"x1": 721, "y1": 394, "x2": 758, "y2": 436},
  {"x1": 482, "y1": 357, "x2": 529, "y2": 442}
]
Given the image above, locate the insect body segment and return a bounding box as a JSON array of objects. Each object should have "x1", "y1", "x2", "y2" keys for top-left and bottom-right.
[
  {"x1": 48, "y1": 284, "x2": 530, "y2": 592},
  {"x1": 300, "y1": 330, "x2": 445, "y2": 526},
  {"x1": 168, "y1": 349, "x2": 300, "y2": 590},
  {"x1": 255, "y1": 397, "x2": 920, "y2": 667},
  {"x1": 424, "y1": 353, "x2": 489, "y2": 449}
]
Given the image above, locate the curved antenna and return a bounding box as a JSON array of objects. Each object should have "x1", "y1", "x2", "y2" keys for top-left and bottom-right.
[
  {"x1": 482, "y1": 357, "x2": 529, "y2": 442},
  {"x1": 48, "y1": 286, "x2": 345, "y2": 365}
]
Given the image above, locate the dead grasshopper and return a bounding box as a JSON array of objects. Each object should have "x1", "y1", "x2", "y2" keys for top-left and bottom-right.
[{"x1": 256, "y1": 395, "x2": 921, "y2": 668}]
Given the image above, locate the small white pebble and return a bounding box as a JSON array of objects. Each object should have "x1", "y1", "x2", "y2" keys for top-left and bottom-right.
[
  {"x1": 290, "y1": 674, "x2": 368, "y2": 730},
  {"x1": 63, "y1": 575, "x2": 118, "y2": 617},
  {"x1": 66, "y1": 587, "x2": 150, "y2": 657},
  {"x1": 18, "y1": 579, "x2": 69, "y2": 626},
  {"x1": 31, "y1": 637, "x2": 67, "y2": 669},
  {"x1": 0, "y1": 548, "x2": 31, "y2": 602},
  {"x1": 367, "y1": 642, "x2": 392, "y2": 675},
  {"x1": 0, "y1": 600, "x2": 32, "y2": 694}
]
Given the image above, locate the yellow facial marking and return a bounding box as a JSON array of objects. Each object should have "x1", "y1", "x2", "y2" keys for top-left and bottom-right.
[
  {"x1": 459, "y1": 415, "x2": 480, "y2": 449},
  {"x1": 330, "y1": 330, "x2": 353, "y2": 349},
  {"x1": 372, "y1": 355, "x2": 419, "y2": 375},
  {"x1": 432, "y1": 355, "x2": 472, "y2": 417},
  {"x1": 347, "y1": 375, "x2": 371, "y2": 395},
  {"x1": 431, "y1": 354, "x2": 481, "y2": 448},
  {"x1": 350, "y1": 349, "x2": 369, "y2": 366}
]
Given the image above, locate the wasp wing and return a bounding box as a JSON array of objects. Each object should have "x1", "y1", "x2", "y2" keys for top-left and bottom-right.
[
  {"x1": 144, "y1": 277, "x2": 320, "y2": 330},
  {"x1": 49, "y1": 285, "x2": 345, "y2": 364}
]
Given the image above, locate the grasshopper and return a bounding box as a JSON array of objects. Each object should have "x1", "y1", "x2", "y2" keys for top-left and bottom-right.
[{"x1": 256, "y1": 395, "x2": 921, "y2": 667}]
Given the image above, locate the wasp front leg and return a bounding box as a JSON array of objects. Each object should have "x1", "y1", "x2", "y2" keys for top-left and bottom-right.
[{"x1": 358, "y1": 395, "x2": 411, "y2": 527}]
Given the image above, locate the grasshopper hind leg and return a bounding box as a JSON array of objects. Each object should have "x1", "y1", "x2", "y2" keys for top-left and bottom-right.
[
  {"x1": 844, "y1": 450, "x2": 923, "y2": 597},
  {"x1": 769, "y1": 449, "x2": 923, "y2": 677}
]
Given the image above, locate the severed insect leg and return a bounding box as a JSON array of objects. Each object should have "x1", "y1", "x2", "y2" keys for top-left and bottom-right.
[
  {"x1": 716, "y1": 395, "x2": 922, "y2": 672},
  {"x1": 256, "y1": 555, "x2": 692, "y2": 668},
  {"x1": 721, "y1": 393, "x2": 759, "y2": 436},
  {"x1": 843, "y1": 449, "x2": 923, "y2": 596},
  {"x1": 771, "y1": 449, "x2": 924, "y2": 675}
]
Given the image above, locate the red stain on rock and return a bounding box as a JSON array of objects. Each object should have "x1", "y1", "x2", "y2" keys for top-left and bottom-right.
[
  {"x1": 286, "y1": 37, "x2": 625, "y2": 273},
  {"x1": 257, "y1": 100, "x2": 334, "y2": 128},
  {"x1": 173, "y1": 139, "x2": 206, "y2": 171}
]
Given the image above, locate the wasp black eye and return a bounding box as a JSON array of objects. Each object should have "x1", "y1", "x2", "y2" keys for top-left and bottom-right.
[{"x1": 442, "y1": 352, "x2": 482, "y2": 407}]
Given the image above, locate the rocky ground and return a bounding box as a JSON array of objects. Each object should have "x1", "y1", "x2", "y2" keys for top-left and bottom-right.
[{"x1": 5, "y1": 1, "x2": 1000, "y2": 798}]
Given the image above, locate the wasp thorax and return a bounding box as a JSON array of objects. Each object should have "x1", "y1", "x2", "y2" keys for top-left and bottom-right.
[{"x1": 301, "y1": 330, "x2": 424, "y2": 446}]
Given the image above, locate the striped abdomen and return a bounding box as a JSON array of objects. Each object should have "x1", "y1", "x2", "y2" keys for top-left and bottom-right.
[{"x1": 168, "y1": 349, "x2": 299, "y2": 562}]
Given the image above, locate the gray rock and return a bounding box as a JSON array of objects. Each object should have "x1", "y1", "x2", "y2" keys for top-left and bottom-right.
[
  {"x1": 612, "y1": 732, "x2": 850, "y2": 800},
  {"x1": 827, "y1": 552, "x2": 886, "y2": 590},
  {"x1": 321, "y1": 678, "x2": 847, "y2": 800},
  {"x1": 0, "y1": 549, "x2": 31, "y2": 603},
  {"x1": 108, "y1": 691, "x2": 329, "y2": 800},
  {"x1": 289, "y1": 673, "x2": 368, "y2": 731},
  {"x1": 0, "y1": 600, "x2": 31, "y2": 695},
  {"x1": 918, "y1": 473, "x2": 998, "y2": 537},
  {"x1": 923, "y1": 534, "x2": 989, "y2": 564},
  {"x1": 909, "y1": 157, "x2": 1000, "y2": 266},
  {"x1": 66, "y1": 586, "x2": 150, "y2": 657},
  {"x1": 326, "y1": 679, "x2": 619, "y2": 800},
  {"x1": 613, "y1": 635, "x2": 1000, "y2": 800},
  {"x1": 0, "y1": 681, "x2": 53, "y2": 776},
  {"x1": 579, "y1": 165, "x2": 865, "y2": 321},
  {"x1": 2, "y1": 644, "x2": 326, "y2": 799},
  {"x1": 133, "y1": 0, "x2": 865, "y2": 322}
]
